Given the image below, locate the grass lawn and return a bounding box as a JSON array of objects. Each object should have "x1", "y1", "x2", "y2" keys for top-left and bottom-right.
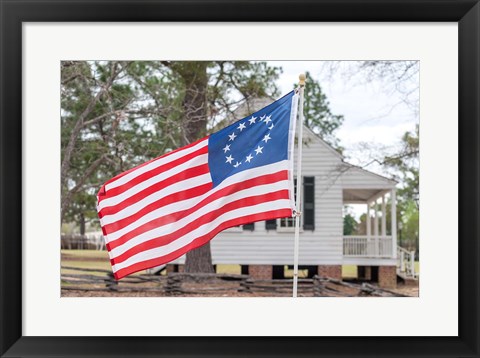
[
  {"x1": 284, "y1": 267, "x2": 309, "y2": 278},
  {"x1": 61, "y1": 249, "x2": 155, "y2": 277},
  {"x1": 62, "y1": 249, "x2": 109, "y2": 260},
  {"x1": 216, "y1": 264, "x2": 241, "y2": 275},
  {"x1": 61, "y1": 249, "x2": 112, "y2": 277},
  {"x1": 342, "y1": 265, "x2": 357, "y2": 278},
  {"x1": 61, "y1": 250, "x2": 421, "y2": 278}
]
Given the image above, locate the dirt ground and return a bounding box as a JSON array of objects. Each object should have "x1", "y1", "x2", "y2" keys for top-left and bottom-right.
[
  {"x1": 61, "y1": 280, "x2": 418, "y2": 298},
  {"x1": 391, "y1": 284, "x2": 419, "y2": 297}
]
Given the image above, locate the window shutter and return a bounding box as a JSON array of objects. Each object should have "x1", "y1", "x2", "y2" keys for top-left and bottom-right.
[
  {"x1": 303, "y1": 176, "x2": 315, "y2": 230},
  {"x1": 243, "y1": 223, "x2": 254, "y2": 231},
  {"x1": 265, "y1": 219, "x2": 277, "y2": 230}
]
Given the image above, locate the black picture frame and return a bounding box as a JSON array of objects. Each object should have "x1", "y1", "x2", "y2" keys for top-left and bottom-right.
[{"x1": 1, "y1": 1, "x2": 479, "y2": 357}]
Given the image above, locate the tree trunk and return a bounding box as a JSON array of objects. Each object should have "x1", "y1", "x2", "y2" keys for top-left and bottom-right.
[
  {"x1": 174, "y1": 61, "x2": 214, "y2": 273},
  {"x1": 184, "y1": 242, "x2": 214, "y2": 273},
  {"x1": 79, "y1": 212, "x2": 86, "y2": 236}
]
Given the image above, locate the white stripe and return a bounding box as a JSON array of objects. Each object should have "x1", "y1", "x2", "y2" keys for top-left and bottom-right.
[
  {"x1": 108, "y1": 179, "x2": 290, "y2": 256},
  {"x1": 100, "y1": 160, "x2": 290, "y2": 226},
  {"x1": 111, "y1": 198, "x2": 291, "y2": 273},
  {"x1": 99, "y1": 173, "x2": 212, "y2": 226},
  {"x1": 105, "y1": 160, "x2": 291, "y2": 240},
  {"x1": 97, "y1": 153, "x2": 208, "y2": 211},
  {"x1": 105, "y1": 138, "x2": 208, "y2": 191}
]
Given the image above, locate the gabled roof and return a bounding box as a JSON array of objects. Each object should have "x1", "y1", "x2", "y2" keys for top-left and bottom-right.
[{"x1": 342, "y1": 162, "x2": 398, "y2": 185}]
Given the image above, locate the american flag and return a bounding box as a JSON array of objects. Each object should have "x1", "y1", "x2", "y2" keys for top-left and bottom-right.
[{"x1": 97, "y1": 91, "x2": 299, "y2": 279}]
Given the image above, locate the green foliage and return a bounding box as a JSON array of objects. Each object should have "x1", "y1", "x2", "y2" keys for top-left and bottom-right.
[
  {"x1": 384, "y1": 125, "x2": 419, "y2": 252},
  {"x1": 398, "y1": 199, "x2": 419, "y2": 251},
  {"x1": 384, "y1": 124, "x2": 419, "y2": 202},
  {"x1": 61, "y1": 61, "x2": 283, "y2": 230},
  {"x1": 343, "y1": 212, "x2": 358, "y2": 236},
  {"x1": 343, "y1": 206, "x2": 359, "y2": 235},
  {"x1": 298, "y1": 71, "x2": 344, "y2": 151},
  {"x1": 207, "y1": 61, "x2": 282, "y2": 129}
]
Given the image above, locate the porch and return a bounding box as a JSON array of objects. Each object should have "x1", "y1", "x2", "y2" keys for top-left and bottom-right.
[
  {"x1": 342, "y1": 186, "x2": 397, "y2": 260},
  {"x1": 342, "y1": 183, "x2": 418, "y2": 280}
]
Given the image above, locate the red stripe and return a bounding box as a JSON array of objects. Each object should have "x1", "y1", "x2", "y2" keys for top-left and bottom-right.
[
  {"x1": 99, "y1": 137, "x2": 208, "y2": 192},
  {"x1": 104, "y1": 170, "x2": 289, "y2": 247},
  {"x1": 98, "y1": 163, "x2": 210, "y2": 218},
  {"x1": 109, "y1": 190, "x2": 290, "y2": 265},
  {"x1": 102, "y1": 183, "x2": 212, "y2": 234},
  {"x1": 98, "y1": 145, "x2": 208, "y2": 202},
  {"x1": 112, "y1": 208, "x2": 293, "y2": 280}
]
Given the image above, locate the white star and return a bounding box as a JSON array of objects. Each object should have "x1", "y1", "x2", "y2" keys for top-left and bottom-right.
[
  {"x1": 268, "y1": 124, "x2": 274, "y2": 130},
  {"x1": 237, "y1": 122, "x2": 246, "y2": 131},
  {"x1": 248, "y1": 116, "x2": 257, "y2": 125},
  {"x1": 245, "y1": 154, "x2": 253, "y2": 163},
  {"x1": 264, "y1": 115, "x2": 272, "y2": 125},
  {"x1": 254, "y1": 145, "x2": 263, "y2": 155},
  {"x1": 228, "y1": 132, "x2": 237, "y2": 141},
  {"x1": 223, "y1": 144, "x2": 231, "y2": 153},
  {"x1": 262, "y1": 133, "x2": 271, "y2": 143},
  {"x1": 225, "y1": 155, "x2": 234, "y2": 164},
  {"x1": 233, "y1": 161, "x2": 242, "y2": 168},
  {"x1": 260, "y1": 114, "x2": 266, "y2": 121}
]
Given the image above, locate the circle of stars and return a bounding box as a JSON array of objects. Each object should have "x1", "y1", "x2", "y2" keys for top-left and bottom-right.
[{"x1": 223, "y1": 114, "x2": 274, "y2": 169}]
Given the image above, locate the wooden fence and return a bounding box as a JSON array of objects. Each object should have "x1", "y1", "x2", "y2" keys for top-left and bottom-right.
[
  {"x1": 61, "y1": 266, "x2": 168, "y2": 292},
  {"x1": 61, "y1": 268, "x2": 406, "y2": 297}
]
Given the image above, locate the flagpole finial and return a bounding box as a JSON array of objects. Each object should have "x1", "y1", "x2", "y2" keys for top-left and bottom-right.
[{"x1": 299, "y1": 73, "x2": 306, "y2": 87}]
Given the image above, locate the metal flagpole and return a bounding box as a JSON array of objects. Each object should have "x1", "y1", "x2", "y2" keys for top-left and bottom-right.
[{"x1": 293, "y1": 73, "x2": 306, "y2": 298}]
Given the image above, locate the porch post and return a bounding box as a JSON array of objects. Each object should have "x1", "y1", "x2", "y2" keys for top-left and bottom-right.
[
  {"x1": 374, "y1": 199, "x2": 379, "y2": 256},
  {"x1": 366, "y1": 202, "x2": 371, "y2": 238},
  {"x1": 391, "y1": 189, "x2": 397, "y2": 259},
  {"x1": 381, "y1": 194, "x2": 386, "y2": 236}
]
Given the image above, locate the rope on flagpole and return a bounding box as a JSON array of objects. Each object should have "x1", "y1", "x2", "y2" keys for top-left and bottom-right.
[{"x1": 293, "y1": 73, "x2": 306, "y2": 298}]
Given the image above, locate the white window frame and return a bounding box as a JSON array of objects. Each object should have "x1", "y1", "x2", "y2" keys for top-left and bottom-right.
[{"x1": 276, "y1": 216, "x2": 303, "y2": 232}]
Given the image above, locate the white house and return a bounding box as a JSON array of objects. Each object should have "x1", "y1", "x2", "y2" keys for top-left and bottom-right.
[{"x1": 168, "y1": 98, "x2": 412, "y2": 288}]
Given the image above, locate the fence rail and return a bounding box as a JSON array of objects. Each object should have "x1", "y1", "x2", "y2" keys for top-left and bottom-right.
[
  {"x1": 61, "y1": 266, "x2": 168, "y2": 292},
  {"x1": 61, "y1": 267, "x2": 407, "y2": 297}
]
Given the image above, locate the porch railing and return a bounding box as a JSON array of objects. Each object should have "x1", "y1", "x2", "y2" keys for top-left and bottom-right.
[{"x1": 343, "y1": 236, "x2": 393, "y2": 258}]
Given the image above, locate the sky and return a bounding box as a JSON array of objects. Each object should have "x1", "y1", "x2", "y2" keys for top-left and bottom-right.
[{"x1": 268, "y1": 61, "x2": 419, "y2": 176}]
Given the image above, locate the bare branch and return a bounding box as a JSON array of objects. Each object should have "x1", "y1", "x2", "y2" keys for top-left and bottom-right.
[
  {"x1": 61, "y1": 154, "x2": 107, "y2": 222},
  {"x1": 61, "y1": 62, "x2": 123, "y2": 190}
]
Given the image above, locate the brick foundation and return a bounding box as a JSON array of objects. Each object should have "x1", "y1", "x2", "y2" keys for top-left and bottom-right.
[
  {"x1": 378, "y1": 266, "x2": 397, "y2": 288},
  {"x1": 248, "y1": 265, "x2": 273, "y2": 280},
  {"x1": 317, "y1": 265, "x2": 342, "y2": 280}
]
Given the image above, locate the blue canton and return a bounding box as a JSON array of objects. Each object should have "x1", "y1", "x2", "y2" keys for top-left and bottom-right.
[{"x1": 208, "y1": 91, "x2": 295, "y2": 187}]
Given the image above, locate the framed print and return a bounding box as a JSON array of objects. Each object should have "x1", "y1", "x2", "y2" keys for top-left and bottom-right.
[{"x1": 1, "y1": 0, "x2": 479, "y2": 357}]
